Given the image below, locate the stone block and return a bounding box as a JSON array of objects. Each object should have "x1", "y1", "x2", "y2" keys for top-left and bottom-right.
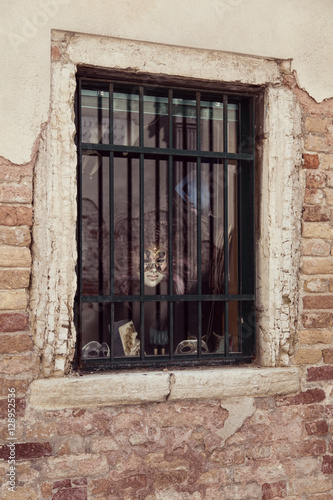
[
  {"x1": 0, "y1": 397, "x2": 26, "y2": 418},
  {"x1": 327, "y1": 172, "x2": 333, "y2": 187},
  {"x1": 305, "y1": 134, "x2": 332, "y2": 153},
  {"x1": 0, "y1": 290, "x2": 27, "y2": 310},
  {"x1": 0, "y1": 246, "x2": 31, "y2": 267}
]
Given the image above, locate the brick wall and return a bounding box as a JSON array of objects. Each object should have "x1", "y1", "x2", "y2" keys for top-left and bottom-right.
[{"x1": 1, "y1": 78, "x2": 333, "y2": 499}]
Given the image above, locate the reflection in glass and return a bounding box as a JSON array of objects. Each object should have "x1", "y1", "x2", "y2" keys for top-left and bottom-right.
[
  {"x1": 81, "y1": 154, "x2": 110, "y2": 295},
  {"x1": 114, "y1": 89, "x2": 140, "y2": 146},
  {"x1": 81, "y1": 89, "x2": 109, "y2": 144},
  {"x1": 173, "y1": 95, "x2": 197, "y2": 150}
]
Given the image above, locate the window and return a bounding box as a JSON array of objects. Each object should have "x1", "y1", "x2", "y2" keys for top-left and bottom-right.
[{"x1": 75, "y1": 74, "x2": 255, "y2": 369}]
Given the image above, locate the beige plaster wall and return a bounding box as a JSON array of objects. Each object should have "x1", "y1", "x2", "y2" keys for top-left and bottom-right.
[{"x1": 1, "y1": 0, "x2": 333, "y2": 164}]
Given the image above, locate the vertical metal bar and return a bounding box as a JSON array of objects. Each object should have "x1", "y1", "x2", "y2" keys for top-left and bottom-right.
[
  {"x1": 168, "y1": 89, "x2": 174, "y2": 359},
  {"x1": 77, "y1": 78, "x2": 83, "y2": 367},
  {"x1": 251, "y1": 96, "x2": 256, "y2": 357},
  {"x1": 109, "y1": 83, "x2": 114, "y2": 361},
  {"x1": 223, "y1": 95, "x2": 229, "y2": 356},
  {"x1": 237, "y1": 100, "x2": 243, "y2": 354},
  {"x1": 98, "y1": 92, "x2": 104, "y2": 345},
  {"x1": 139, "y1": 86, "x2": 145, "y2": 360},
  {"x1": 196, "y1": 92, "x2": 202, "y2": 358}
]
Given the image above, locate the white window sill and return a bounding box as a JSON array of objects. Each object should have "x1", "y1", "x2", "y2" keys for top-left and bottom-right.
[{"x1": 29, "y1": 366, "x2": 300, "y2": 409}]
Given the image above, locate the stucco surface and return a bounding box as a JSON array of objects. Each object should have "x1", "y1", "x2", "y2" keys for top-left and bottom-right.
[{"x1": 1, "y1": 0, "x2": 333, "y2": 163}]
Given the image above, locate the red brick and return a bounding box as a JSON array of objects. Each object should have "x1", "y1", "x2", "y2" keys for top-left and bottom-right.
[
  {"x1": 0, "y1": 334, "x2": 33, "y2": 354},
  {"x1": 51, "y1": 45, "x2": 61, "y2": 61},
  {"x1": 308, "y1": 366, "x2": 333, "y2": 381},
  {"x1": 301, "y1": 439, "x2": 326, "y2": 456},
  {"x1": 322, "y1": 455, "x2": 333, "y2": 474},
  {"x1": 0, "y1": 184, "x2": 32, "y2": 203},
  {"x1": 52, "y1": 487, "x2": 87, "y2": 500},
  {"x1": 0, "y1": 441, "x2": 52, "y2": 460},
  {"x1": 0, "y1": 379, "x2": 29, "y2": 397},
  {"x1": 306, "y1": 171, "x2": 326, "y2": 189},
  {"x1": 303, "y1": 205, "x2": 330, "y2": 222},
  {"x1": 303, "y1": 153, "x2": 320, "y2": 169},
  {"x1": 275, "y1": 389, "x2": 325, "y2": 407},
  {"x1": 262, "y1": 480, "x2": 287, "y2": 500},
  {"x1": 53, "y1": 480, "x2": 72, "y2": 489},
  {"x1": 0, "y1": 312, "x2": 28, "y2": 332},
  {"x1": 323, "y1": 349, "x2": 333, "y2": 364},
  {"x1": 41, "y1": 482, "x2": 52, "y2": 499},
  {"x1": 0, "y1": 206, "x2": 32, "y2": 226},
  {"x1": 0, "y1": 397, "x2": 26, "y2": 418},
  {"x1": 304, "y1": 188, "x2": 324, "y2": 205},
  {"x1": 326, "y1": 405, "x2": 333, "y2": 418},
  {"x1": 303, "y1": 296, "x2": 333, "y2": 309},
  {"x1": 72, "y1": 478, "x2": 87, "y2": 486},
  {"x1": 305, "y1": 420, "x2": 329, "y2": 436},
  {"x1": 302, "y1": 312, "x2": 333, "y2": 329}
]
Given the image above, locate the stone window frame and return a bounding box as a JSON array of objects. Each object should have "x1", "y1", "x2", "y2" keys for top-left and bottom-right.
[{"x1": 29, "y1": 31, "x2": 302, "y2": 408}]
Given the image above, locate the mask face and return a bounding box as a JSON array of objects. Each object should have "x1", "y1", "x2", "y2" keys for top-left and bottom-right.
[{"x1": 143, "y1": 247, "x2": 168, "y2": 287}]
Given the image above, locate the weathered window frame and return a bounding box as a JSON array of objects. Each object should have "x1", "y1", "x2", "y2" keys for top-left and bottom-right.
[{"x1": 29, "y1": 31, "x2": 302, "y2": 406}]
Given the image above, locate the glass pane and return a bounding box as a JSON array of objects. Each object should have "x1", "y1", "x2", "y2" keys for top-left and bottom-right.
[
  {"x1": 228, "y1": 103, "x2": 238, "y2": 153},
  {"x1": 228, "y1": 161, "x2": 239, "y2": 294},
  {"x1": 173, "y1": 157, "x2": 198, "y2": 294},
  {"x1": 113, "y1": 154, "x2": 140, "y2": 295},
  {"x1": 229, "y1": 301, "x2": 241, "y2": 353},
  {"x1": 200, "y1": 160, "x2": 224, "y2": 294},
  {"x1": 173, "y1": 94, "x2": 197, "y2": 150},
  {"x1": 81, "y1": 303, "x2": 111, "y2": 359},
  {"x1": 200, "y1": 99, "x2": 223, "y2": 152},
  {"x1": 81, "y1": 89, "x2": 109, "y2": 144},
  {"x1": 144, "y1": 91, "x2": 169, "y2": 148},
  {"x1": 114, "y1": 87, "x2": 140, "y2": 146},
  {"x1": 81, "y1": 154, "x2": 110, "y2": 295},
  {"x1": 174, "y1": 302, "x2": 198, "y2": 356},
  {"x1": 202, "y1": 301, "x2": 225, "y2": 354}
]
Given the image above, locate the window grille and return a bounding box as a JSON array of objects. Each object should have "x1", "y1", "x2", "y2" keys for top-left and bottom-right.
[{"x1": 75, "y1": 74, "x2": 256, "y2": 370}]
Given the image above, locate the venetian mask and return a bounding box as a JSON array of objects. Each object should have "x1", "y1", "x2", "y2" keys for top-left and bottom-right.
[{"x1": 143, "y1": 247, "x2": 168, "y2": 287}]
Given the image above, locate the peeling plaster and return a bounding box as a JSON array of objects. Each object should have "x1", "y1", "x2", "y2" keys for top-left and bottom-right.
[{"x1": 218, "y1": 398, "x2": 255, "y2": 446}]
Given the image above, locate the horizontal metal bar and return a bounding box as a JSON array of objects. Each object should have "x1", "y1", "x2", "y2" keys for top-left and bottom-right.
[
  {"x1": 81, "y1": 294, "x2": 255, "y2": 303},
  {"x1": 81, "y1": 143, "x2": 254, "y2": 161}
]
